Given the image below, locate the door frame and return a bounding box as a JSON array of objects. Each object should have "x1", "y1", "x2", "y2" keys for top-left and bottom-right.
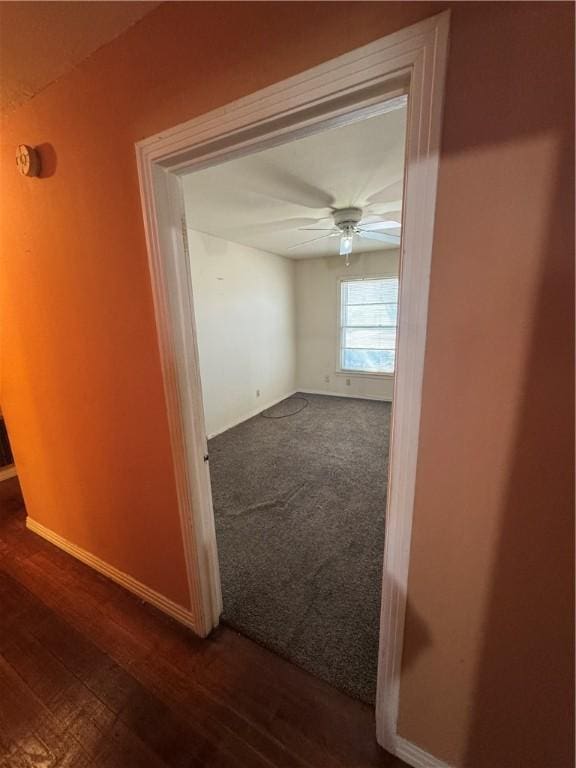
[{"x1": 135, "y1": 10, "x2": 450, "y2": 758}]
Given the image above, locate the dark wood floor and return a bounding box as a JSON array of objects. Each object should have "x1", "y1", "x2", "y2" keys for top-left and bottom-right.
[{"x1": 0, "y1": 477, "x2": 407, "y2": 768}]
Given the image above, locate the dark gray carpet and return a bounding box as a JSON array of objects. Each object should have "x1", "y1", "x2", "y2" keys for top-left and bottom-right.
[{"x1": 208, "y1": 393, "x2": 391, "y2": 703}]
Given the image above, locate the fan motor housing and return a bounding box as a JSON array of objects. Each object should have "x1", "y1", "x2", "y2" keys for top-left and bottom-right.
[{"x1": 333, "y1": 207, "x2": 363, "y2": 230}]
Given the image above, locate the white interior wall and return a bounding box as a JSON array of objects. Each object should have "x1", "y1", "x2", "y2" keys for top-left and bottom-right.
[
  {"x1": 295, "y1": 250, "x2": 400, "y2": 401},
  {"x1": 187, "y1": 230, "x2": 296, "y2": 437}
]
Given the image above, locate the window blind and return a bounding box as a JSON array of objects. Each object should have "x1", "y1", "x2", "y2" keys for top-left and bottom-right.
[{"x1": 340, "y1": 277, "x2": 398, "y2": 374}]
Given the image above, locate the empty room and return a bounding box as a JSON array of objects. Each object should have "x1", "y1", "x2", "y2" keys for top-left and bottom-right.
[{"x1": 182, "y1": 103, "x2": 406, "y2": 702}]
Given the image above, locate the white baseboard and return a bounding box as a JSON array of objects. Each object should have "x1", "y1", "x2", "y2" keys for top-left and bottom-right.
[
  {"x1": 297, "y1": 388, "x2": 392, "y2": 403},
  {"x1": 0, "y1": 464, "x2": 17, "y2": 482},
  {"x1": 207, "y1": 388, "x2": 391, "y2": 439},
  {"x1": 395, "y1": 737, "x2": 454, "y2": 768},
  {"x1": 207, "y1": 390, "x2": 297, "y2": 439},
  {"x1": 26, "y1": 517, "x2": 197, "y2": 630}
]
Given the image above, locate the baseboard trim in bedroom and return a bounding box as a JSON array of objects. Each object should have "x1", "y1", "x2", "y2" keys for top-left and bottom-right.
[
  {"x1": 395, "y1": 736, "x2": 455, "y2": 768},
  {"x1": 298, "y1": 388, "x2": 392, "y2": 403},
  {"x1": 26, "y1": 517, "x2": 197, "y2": 630},
  {"x1": 207, "y1": 390, "x2": 297, "y2": 439}
]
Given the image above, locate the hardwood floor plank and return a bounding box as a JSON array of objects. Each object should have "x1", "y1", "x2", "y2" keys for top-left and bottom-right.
[
  {"x1": 88, "y1": 719, "x2": 169, "y2": 768},
  {"x1": 0, "y1": 478, "x2": 407, "y2": 768},
  {"x1": 0, "y1": 656, "x2": 92, "y2": 768},
  {"x1": 0, "y1": 656, "x2": 47, "y2": 759}
]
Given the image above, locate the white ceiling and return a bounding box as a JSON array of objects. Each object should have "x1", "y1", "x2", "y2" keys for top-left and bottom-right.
[
  {"x1": 0, "y1": 1, "x2": 160, "y2": 114},
  {"x1": 182, "y1": 102, "x2": 407, "y2": 260}
]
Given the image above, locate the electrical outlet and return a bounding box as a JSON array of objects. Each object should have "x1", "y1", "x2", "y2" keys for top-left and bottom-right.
[
  {"x1": 346, "y1": 378, "x2": 351, "y2": 386},
  {"x1": 256, "y1": 389, "x2": 260, "y2": 397},
  {"x1": 324, "y1": 375, "x2": 330, "y2": 384}
]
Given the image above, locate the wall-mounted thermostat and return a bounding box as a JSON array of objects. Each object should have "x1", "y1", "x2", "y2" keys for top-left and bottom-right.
[{"x1": 16, "y1": 144, "x2": 40, "y2": 177}]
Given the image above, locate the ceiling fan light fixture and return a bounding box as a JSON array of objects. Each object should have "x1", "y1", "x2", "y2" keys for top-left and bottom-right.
[
  {"x1": 339, "y1": 224, "x2": 355, "y2": 267},
  {"x1": 340, "y1": 232, "x2": 354, "y2": 256},
  {"x1": 288, "y1": 205, "x2": 401, "y2": 261}
]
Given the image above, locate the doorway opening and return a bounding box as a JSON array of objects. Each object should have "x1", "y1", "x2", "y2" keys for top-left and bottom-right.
[
  {"x1": 135, "y1": 11, "x2": 449, "y2": 754},
  {"x1": 181, "y1": 102, "x2": 407, "y2": 703}
]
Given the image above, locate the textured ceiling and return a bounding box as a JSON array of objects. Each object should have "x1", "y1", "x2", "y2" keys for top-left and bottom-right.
[
  {"x1": 182, "y1": 101, "x2": 407, "y2": 260},
  {"x1": 0, "y1": 1, "x2": 160, "y2": 114}
]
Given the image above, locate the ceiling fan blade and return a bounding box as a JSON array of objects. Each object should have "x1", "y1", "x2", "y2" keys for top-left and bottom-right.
[
  {"x1": 358, "y1": 220, "x2": 401, "y2": 231},
  {"x1": 358, "y1": 230, "x2": 401, "y2": 245},
  {"x1": 245, "y1": 161, "x2": 336, "y2": 210},
  {"x1": 366, "y1": 179, "x2": 404, "y2": 205},
  {"x1": 234, "y1": 217, "x2": 324, "y2": 236},
  {"x1": 287, "y1": 232, "x2": 339, "y2": 250},
  {"x1": 250, "y1": 191, "x2": 333, "y2": 213},
  {"x1": 297, "y1": 227, "x2": 337, "y2": 232},
  {"x1": 364, "y1": 200, "x2": 403, "y2": 216}
]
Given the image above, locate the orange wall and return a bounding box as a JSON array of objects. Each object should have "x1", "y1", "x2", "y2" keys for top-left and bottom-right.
[
  {"x1": 398, "y1": 5, "x2": 574, "y2": 766},
  {"x1": 0, "y1": 3, "x2": 573, "y2": 766}
]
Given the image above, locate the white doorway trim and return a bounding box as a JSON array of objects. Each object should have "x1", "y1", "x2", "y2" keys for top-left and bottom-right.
[{"x1": 135, "y1": 11, "x2": 450, "y2": 761}]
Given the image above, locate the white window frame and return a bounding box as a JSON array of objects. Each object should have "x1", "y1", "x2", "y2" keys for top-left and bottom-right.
[
  {"x1": 337, "y1": 274, "x2": 399, "y2": 378},
  {"x1": 135, "y1": 12, "x2": 450, "y2": 765}
]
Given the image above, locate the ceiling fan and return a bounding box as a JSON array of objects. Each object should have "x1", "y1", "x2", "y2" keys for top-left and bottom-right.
[{"x1": 288, "y1": 207, "x2": 401, "y2": 266}]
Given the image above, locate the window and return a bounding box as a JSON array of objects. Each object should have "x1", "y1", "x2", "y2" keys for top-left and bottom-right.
[{"x1": 339, "y1": 276, "x2": 398, "y2": 374}]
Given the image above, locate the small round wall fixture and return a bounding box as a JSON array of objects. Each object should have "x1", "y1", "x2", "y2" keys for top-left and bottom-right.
[{"x1": 16, "y1": 144, "x2": 40, "y2": 177}]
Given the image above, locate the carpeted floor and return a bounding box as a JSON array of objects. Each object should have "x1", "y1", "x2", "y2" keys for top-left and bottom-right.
[{"x1": 208, "y1": 392, "x2": 391, "y2": 703}]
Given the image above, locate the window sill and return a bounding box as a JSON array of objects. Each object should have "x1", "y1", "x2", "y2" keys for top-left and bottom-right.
[{"x1": 335, "y1": 370, "x2": 395, "y2": 380}]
